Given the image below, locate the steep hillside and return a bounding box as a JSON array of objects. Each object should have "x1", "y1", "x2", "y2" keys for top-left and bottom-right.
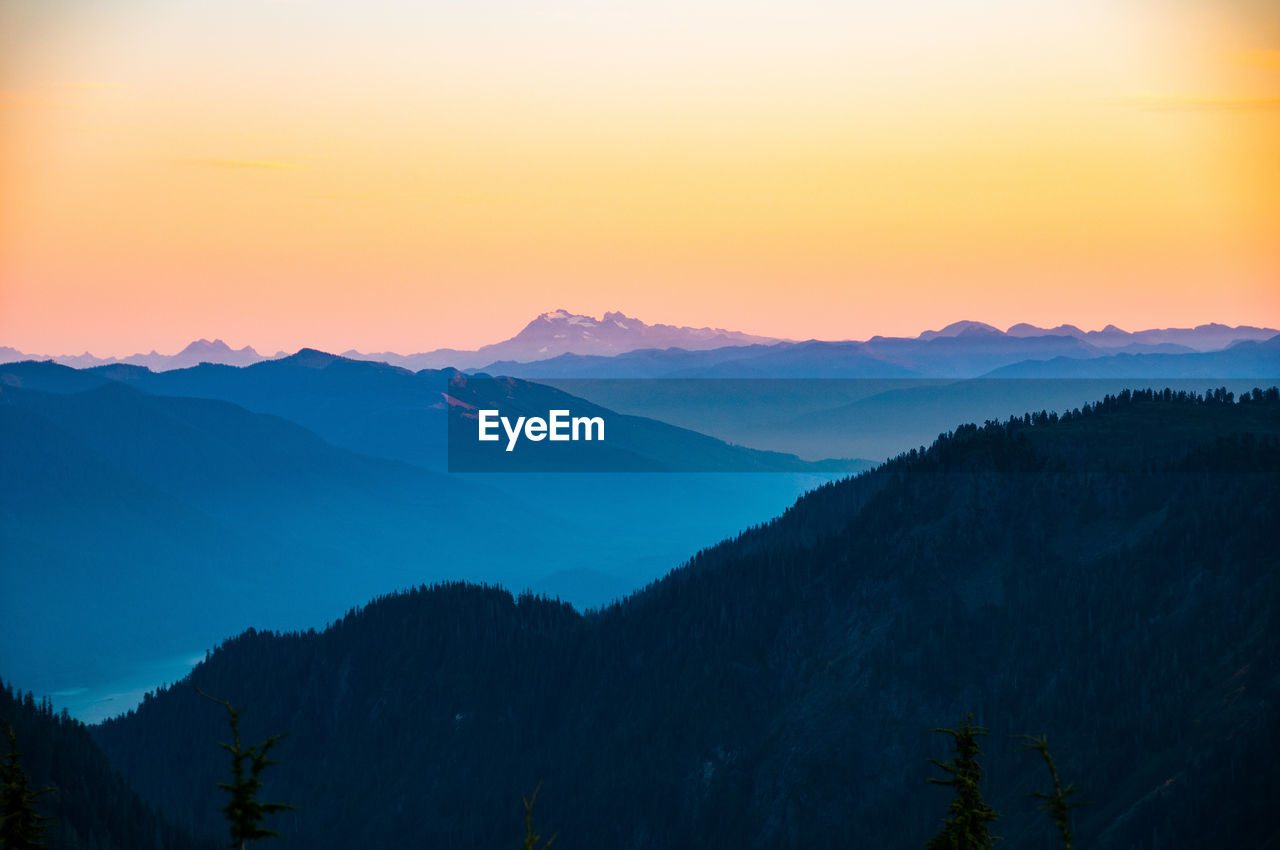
[{"x1": 0, "y1": 680, "x2": 215, "y2": 850}]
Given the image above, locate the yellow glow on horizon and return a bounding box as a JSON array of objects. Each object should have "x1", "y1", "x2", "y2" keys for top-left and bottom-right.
[{"x1": 1, "y1": 0, "x2": 1277, "y2": 355}]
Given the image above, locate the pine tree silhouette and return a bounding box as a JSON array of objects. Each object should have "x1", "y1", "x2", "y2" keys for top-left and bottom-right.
[
  {"x1": 1015, "y1": 734, "x2": 1081, "y2": 849},
  {"x1": 521, "y1": 783, "x2": 556, "y2": 850},
  {"x1": 196, "y1": 688, "x2": 293, "y2": 850},
  {"x1": 926, "y1": 715, "x2": 999, "y2": 850},
  {"x1": 0, "y1": 725, "x2": 52, "y2": 850}
]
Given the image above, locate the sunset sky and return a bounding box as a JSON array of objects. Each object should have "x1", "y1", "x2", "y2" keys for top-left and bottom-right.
[{"x1": 2, "y1": 0, "x2": 1278, "y2": 356}]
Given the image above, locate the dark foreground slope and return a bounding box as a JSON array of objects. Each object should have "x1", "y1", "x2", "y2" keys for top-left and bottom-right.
[
  {"x1": 0, "y1": 680, "x2": 215, "y2": 850},
  {"x1": 93, "y1": 389, "x2": 1280, "y2": 849}
]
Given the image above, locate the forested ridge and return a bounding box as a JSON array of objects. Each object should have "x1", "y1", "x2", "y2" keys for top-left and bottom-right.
[
  {"x1": 0, "y1": 681, "x2": 215, "y2": 850},
  {"x1": 81, "y1": 387, "x2": 1280, "y2": 849}
]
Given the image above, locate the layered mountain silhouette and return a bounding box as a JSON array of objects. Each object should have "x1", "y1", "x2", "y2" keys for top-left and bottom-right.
[
  {"x1": 86, "y1": 388, "x2": 1280, "y2": 850},
  {"x1": 546, "y1": 376, "x2": 1280, "y2": 463},
  {"x1": 0, "y1": 338, "x2": 276, "y2": 371},
  {"x1": 0, "y1": 355, "x2": 856, "y2": 715},
  {"x1": 0, "y1": 370, "x2": 560, "y2": 716},
  {"x1": 345, "y1": 309, "x2": 783, "y2": 370},
  {"x1": 474, "y1": 322, "x2": 1280, "y2": 379},
  {"x1": 1, "y1": 353, "x2": 863, "y2": 473},
  {"x1": 1003, "y1": 320, "x2": 1277, "y2": 351},
  {"x1": 0, "y1": 311, "x2": 782, "y2": 372},
  {"x1": 985, "y1": 335, "x2": 1280, "y2": 378},
  {"x1": 5, "y1": 316, "x2": 1275, "y2": 375}
]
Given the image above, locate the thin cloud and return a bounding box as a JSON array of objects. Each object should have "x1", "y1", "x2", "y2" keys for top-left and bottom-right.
[
  {"x1": 1107, "y1": 94, "x2": 1280, "y2": 112},
  {"x1": 312, "y1": 191, "x2": 387, "y2": 200},
  {"x1": 177, "y1": 157, "x2": 308, "y2": 170}
]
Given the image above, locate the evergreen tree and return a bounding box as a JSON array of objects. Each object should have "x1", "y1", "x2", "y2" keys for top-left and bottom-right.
[
  {"x1": 1016, "y1": 734, "x2": 1080, "y2": 850},
  {"x1": 522, "y1": 783, "x2": 556, "y2": 850},
  {"x1": 926, "y1": 715, "x2": 998, "y2": 850},
  {"x1": 0, "y1": 725, "x2": 51, "y2": 850},
  {"x1": 196, "y1": 688, "x2": 293, "y2": 850}
]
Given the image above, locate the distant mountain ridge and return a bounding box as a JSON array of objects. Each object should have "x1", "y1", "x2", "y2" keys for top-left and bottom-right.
[
  {"x1": 343, "y1": 309, "x2": 783, "y2": 370},
  {"x1": 1002, "y1": 320, "x2": 1277, "y2": 351},
  {"x1": 984, "y1": 334, "x2": 1280, "y2": 378},
  {"x1": 478, "y1": 326, "x2": 1280, "y2": 379},
  {"x1": 4, "y1": 316, "x2": 1273, "y2": 372},
  {"x1": 0, "y1": 352, "x2": 864, "y2": 473},
  {"x1": 0, "y1": 338, "x2": 279, "y2": 372}
]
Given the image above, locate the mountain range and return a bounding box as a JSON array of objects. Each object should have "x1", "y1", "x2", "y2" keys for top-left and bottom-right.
[
  {"x1": 475, "y1": 322, "x2": 1280, "y2": 379},
  {"x1": 345, "y1": 309, "x2": 782, "y2": 369},
  {"x1": 0, "y1": 311, "x2": 779, "y2": 373},
  {"x1": 0, "y1": 351, "x2": 862, "y2": 473},
  {"x1": 1001, "y1": 320, "x2": 1277, "y2": 350},
  {"x1": 82, "y1": 388, "x2": 1280, "y2": 850},
  {"x1": 3, "y1": 355, "x2": 1276, "y2": 847},
  {"x1": 4, "y1": 314, "x2": 1276, "y2": 375},
  {"x1": 0, "y1": 354, "x2": 853, "y2": 719},
  {"x1": 0, "y1": 338, "x2": 277, "y2": 372}
]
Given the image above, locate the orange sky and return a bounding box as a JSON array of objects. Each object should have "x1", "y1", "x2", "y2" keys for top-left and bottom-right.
[{"x1": 2, "y1": 0, "x2": 1278, "y2": 356}]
